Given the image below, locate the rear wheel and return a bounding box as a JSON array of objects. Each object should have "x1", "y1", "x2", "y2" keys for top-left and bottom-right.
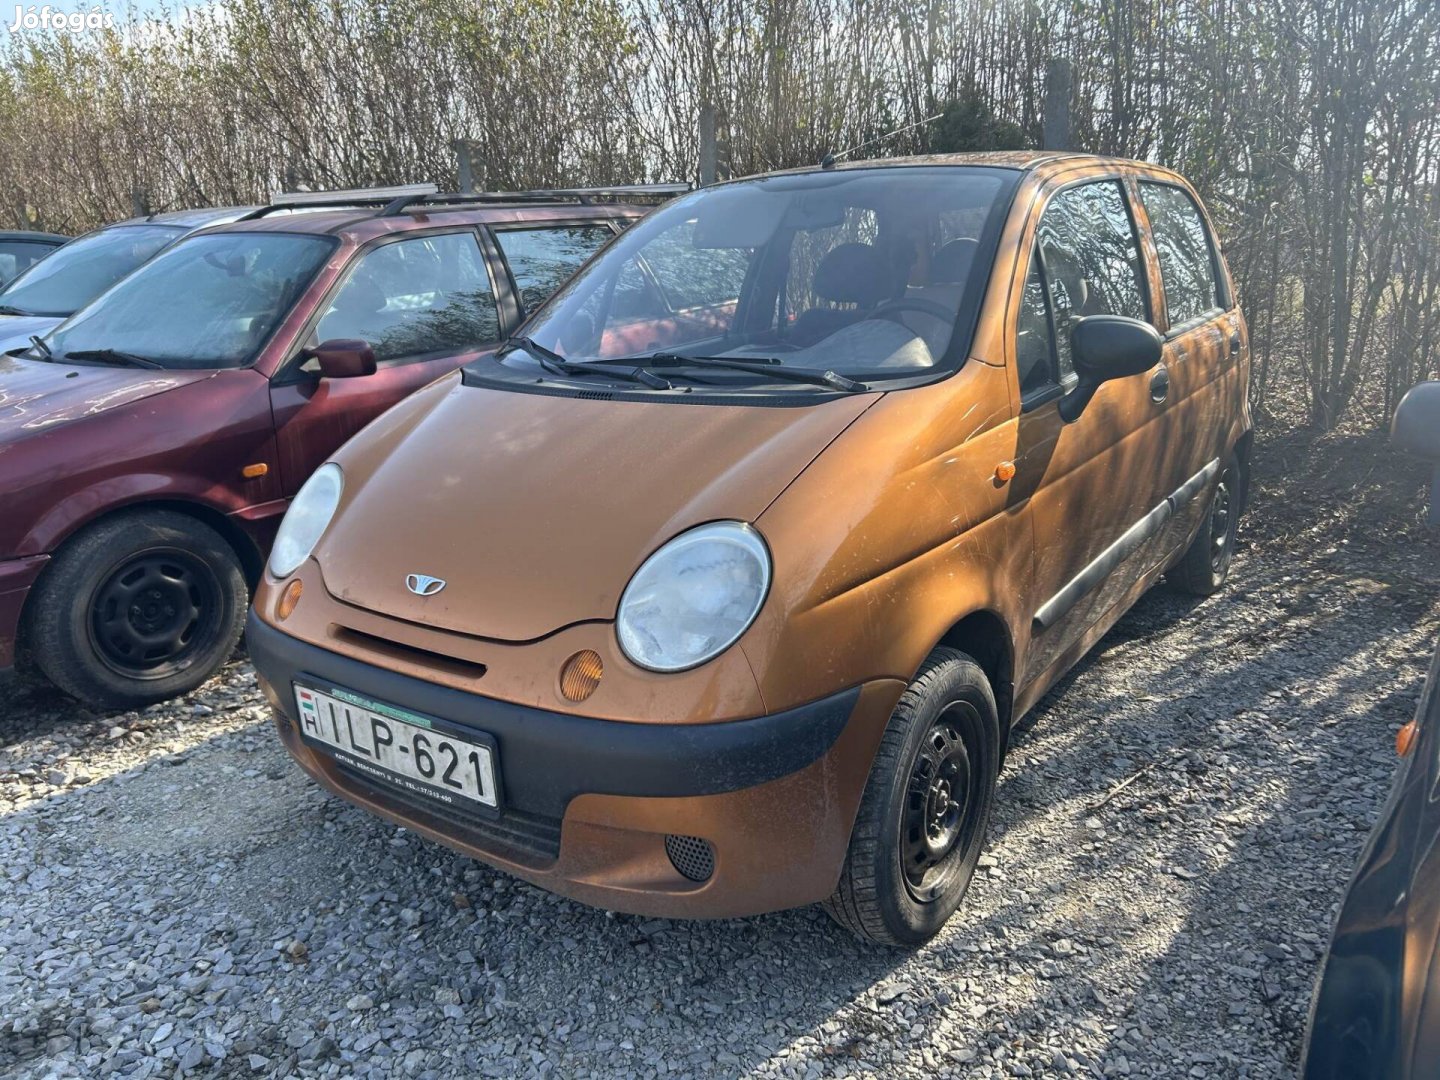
[
  {"x1": 28, "y1": 511, "x2": 247, "y2": 710},
  {"x1": 823, "y1": 648, "x2": 1000, "y2": 947},
  {"x1": 1168, "y1": 451, "x2": 1243, "y2": 596}
]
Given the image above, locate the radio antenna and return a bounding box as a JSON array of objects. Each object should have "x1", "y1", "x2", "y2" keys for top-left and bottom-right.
[{"x1": 821, "y1": 112, "x2": 945, "y2": 169}]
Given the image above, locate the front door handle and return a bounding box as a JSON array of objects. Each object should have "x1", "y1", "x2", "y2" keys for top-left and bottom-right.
[{"x1": 1150, "y1": 364, "x2": 1171, "y2": 404}]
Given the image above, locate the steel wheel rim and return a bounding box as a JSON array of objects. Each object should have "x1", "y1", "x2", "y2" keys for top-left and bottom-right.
[
  {"x1": 901, "y1": 702, "x2": 982, "y2": 903},
  {"x1": 88, "y1": 548, "x2": 223, "y2": 680},
  {"x1": 1210, "y1": 470, "x2": 1236, "y2": 572}
]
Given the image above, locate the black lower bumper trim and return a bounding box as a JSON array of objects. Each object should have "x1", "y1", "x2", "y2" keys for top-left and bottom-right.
[
  {"x1": 247, "y1": 611, "x2": 859, "y2": 822},
  {"x1": 332, "y1": 755, "x2": 563, "y2": 864}
]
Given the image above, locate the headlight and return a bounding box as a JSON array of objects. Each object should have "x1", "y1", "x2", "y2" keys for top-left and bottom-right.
[
  {"x1": 617, "y1": 522, "x2": 771, "y2": 672},
  {"x1": 268, "y1": 463, "x2": 342, "y2": 578}
]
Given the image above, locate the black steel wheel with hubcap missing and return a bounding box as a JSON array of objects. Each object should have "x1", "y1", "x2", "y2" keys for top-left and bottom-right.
[
  {"x1": 825, "y1": 647, "x2": 1000, "y2": 947},
  {"x1": 27, "y1": 510, "x2": 248, "y2": 710},
  {"x1": 901, "y1": 705, "x2": 984, "y2": 904},
  {"x1": 88, "y1": 548, "x2": 225, "y2": 680},
  {"x1": 1168, "y1": 449, "x2": 1244, "y2": 596}
]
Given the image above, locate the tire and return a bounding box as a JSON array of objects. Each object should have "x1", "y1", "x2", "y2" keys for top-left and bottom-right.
[
  {"x1": 27, "y1": 510, "x2": 248, "y2": 710},
  {"x1": 1167, "y1": 450, "x2": 1244, "y2": 596},
  {"x1": 823, "y1": 648, "x2": 1001, "y2": 947}
]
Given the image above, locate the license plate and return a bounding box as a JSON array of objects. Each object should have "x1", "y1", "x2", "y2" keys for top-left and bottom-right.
[{"x1": 293, "y1": 683, "x2": 499, "y2": 811}]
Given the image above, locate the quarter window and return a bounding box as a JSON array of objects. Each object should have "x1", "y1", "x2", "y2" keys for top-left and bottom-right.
[
  {"x1": 314, "y1": 232, "x2": 499, "y2": 364},
  {"x1": 1140, "y1": 182, "x2": 1222, "y2": 327},
  {"x1": 494, "y1": 225, "x2": 613, "y2": 316},
  {"x1": 1015, "y1": 252, "x2": 1056, "y2": 393},
  {"x1": 1032, "y1": 180, "x2": 1148, "y2": 380}
]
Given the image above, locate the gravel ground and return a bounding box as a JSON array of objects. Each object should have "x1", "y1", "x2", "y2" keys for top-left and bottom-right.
[{"x1": 3, "y1": 431, "x2": 1439, "y2": 1080}]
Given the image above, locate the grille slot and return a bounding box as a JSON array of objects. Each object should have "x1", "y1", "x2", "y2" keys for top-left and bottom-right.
[
  {"x1": 329, "y1": 624, "x2": 486, "y2": 680},
  {"x1": 664, "y1": 834, "x2": 715, "y2": 882}
]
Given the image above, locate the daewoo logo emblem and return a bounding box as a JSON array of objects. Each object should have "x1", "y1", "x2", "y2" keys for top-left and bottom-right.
[{"x1": 405, "y1": 574, "x2": 446, "y2": 597}]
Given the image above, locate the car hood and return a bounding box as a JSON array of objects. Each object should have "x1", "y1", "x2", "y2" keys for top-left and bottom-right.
[
  {"x1": 317, "y1": 377, "x2": 877, "y2": 642},
  {"x1": 0, "y1": 353, "x2": 214, "y2": 442},
  {"x1": 0, "y1": 314, "x2": 61, "y2": 355}
]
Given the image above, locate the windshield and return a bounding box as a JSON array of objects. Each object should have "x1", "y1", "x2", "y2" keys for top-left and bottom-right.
[
  {"x1": 0, "y1": 224, "x2": 182, "y2": 317},
  {"x1": 45, "y1": 232, "x2": 333, "y2": 370},
  {"x1": 514, "y1": 166, "x2": 1015, "y2": 385}
]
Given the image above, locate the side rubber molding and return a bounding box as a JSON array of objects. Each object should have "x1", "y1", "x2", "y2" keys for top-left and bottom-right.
[{"x1": 1034, "y1": 457, "x2": 1220, "y2": 630}]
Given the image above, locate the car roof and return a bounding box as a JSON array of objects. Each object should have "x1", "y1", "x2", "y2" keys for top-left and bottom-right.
[
  {"x1": 0, "y1": 230, "x2": 68, "y2": 243},
  {"x1": 733, "y1": 150, "x2": 1182, "y2": 182},
  {"x1": 108, "y1": 206, "x2": 258, "y2": 232},
  {"x1": 204, "y1": 199, "x2": 651, "y2": 243}
]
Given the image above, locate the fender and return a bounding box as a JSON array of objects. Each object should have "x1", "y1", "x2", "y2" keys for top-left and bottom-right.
[{"x1": 2, "y1": 368, "x2": 280, "y2": 558}]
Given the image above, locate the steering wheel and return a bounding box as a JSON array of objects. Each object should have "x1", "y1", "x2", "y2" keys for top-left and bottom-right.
[{"x1": 872, "y1": 297, "x2": 956, "y2": 324}]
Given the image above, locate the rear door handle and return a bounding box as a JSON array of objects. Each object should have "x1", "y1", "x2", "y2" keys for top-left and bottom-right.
[
  {"x1": 1150, "y1": 364, "x2": 1171, "y2": 404},
  {"x1": 1229, "y1": 331, "x2": 1241, "y2": 356}
]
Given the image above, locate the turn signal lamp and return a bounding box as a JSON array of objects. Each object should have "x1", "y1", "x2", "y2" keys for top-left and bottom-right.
[
  {"x1": 276, "y1": 578, "x2": 304, "y2": 622},
  {"x1": 1396, "y1": 719, "x2": 1419, "y2": 757},
  {"x1": 560, "y1": 650, "x2": 604, "y2": 702}
]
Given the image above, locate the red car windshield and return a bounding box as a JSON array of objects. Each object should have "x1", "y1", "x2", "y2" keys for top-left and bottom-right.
[{"x1": 45, "y1": 232, "x2": 333, "y2": 370}]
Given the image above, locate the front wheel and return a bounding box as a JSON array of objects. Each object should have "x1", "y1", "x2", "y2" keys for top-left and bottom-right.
[
  {"x1": 823, "y1": 648, "x2": 1000, "y2": 946},
  {"x1": 27, "y1": 510, "x2": 248, "y2": 710}
]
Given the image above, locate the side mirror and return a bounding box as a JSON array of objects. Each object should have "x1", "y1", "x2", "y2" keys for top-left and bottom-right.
[
  {"x1": 1058, "y1": 315, "x2": 1164, "y2": 423},
  {"x1": 305, "y1": 338, "x2": 376, "y2": 379},
  {"x1": 1392, "y1": 381, "x2": 1440, "y2": 524}
]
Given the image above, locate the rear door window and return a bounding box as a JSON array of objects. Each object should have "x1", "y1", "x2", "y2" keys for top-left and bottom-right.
[
  {"x1": 313, "y1": 231, "x2": 500, "y2": 364},
  {"x1": 1033, "y1": 180, "x2": 1148, "y2": 379},
  {"x1": 494, "y1": 225, "x2": 614, "y2": 317},
  {"x1": 1139, "y1": 182, "x2": 1222, "y2": 327}
]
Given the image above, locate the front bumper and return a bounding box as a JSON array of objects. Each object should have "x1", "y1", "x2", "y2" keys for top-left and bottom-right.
[
  {"x1": 0, "y1": 554, "x2": 49, "y2": 672},
  {"x1": 246, "y1": 612, "x2": 902, "y2": 917}
]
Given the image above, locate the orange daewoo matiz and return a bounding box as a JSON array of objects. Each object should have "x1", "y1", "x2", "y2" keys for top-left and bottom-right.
[{"x1": 248, "y1": 152, "x2": 1251, "y2": 945}]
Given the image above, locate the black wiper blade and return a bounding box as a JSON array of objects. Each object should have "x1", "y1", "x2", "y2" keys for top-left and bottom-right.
[
  {"x1": 62, "y1": 348, "x2": 165, "y2": 370},
  {"x1": 502, "y1": 336, "x2": 673, "y2": 390},
  {"x1": 639, "y1": 352, "x2": 868, "y2": 392},
  {"x1": 0, "y1": 305, "x2": 32, "y2": 316}
]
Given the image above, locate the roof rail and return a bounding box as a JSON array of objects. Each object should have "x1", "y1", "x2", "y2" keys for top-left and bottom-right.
[
  {"x1": 381, "y1": 183, "x2": 693, "y2": 215},
  {"x1": 237, "y1": 183, "x2": 440, "y2": 220},
  {"x1": 236, "y1": 181, "x2": 691, "y2": 223}
]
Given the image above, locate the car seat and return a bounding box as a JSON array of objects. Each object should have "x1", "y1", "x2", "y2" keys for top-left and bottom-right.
[{"x1": 789, "y1": 243, "x2": 890, "y2": 347}]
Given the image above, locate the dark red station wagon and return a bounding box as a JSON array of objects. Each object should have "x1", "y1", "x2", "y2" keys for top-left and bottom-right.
[{"x1": 0, "y1": 183, "x2": 682, "y2": 708}]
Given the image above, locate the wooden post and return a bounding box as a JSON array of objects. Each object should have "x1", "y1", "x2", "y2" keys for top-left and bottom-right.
[
  {"x1": 452, "y1": 140, "x2": 484, "y2": 193},
  {"x1": 1043, "y1": 58, "x2": 1072, "y2": 151},
  {"x1": 699, "y1": 104, "x2": 718, "y2": 186}
]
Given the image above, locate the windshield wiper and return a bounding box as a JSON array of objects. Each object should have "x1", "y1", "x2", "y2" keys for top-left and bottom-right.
[
  {"x1": 502, "y1": 337, "x2": 673, "y2": 390},
  {"x1": 62, "y1": 348, "x2": 165, "y2": 370},
  {"x1": 0, "y1": 305, "x2": 32, "y2": 316},
  {"x1": 627, "y1": 352, "x2": 868, "y2": 392},
  {"x1": 26, "y1": 335, "x2": 53, "y2": 361}
]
